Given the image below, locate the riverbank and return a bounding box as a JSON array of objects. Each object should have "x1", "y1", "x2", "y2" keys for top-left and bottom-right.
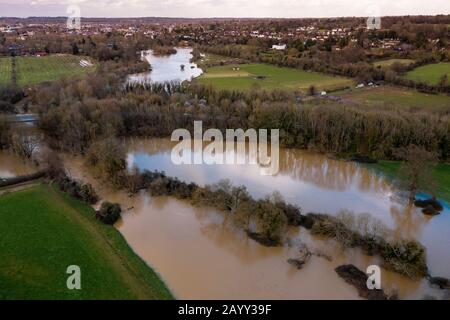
[{"x1": 0, "y1": 184, "x2": 173, "y2": 300}]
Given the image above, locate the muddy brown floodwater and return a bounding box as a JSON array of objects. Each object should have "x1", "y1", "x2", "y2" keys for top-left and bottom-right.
[
  {"x1": 2, "y1": 137, "x2": 448, "y2": 299},
  {"x1": 0, "y1": 152, "x2": 36, "y2": 178},
  {"x1": 58, "y1": 138, "x2": 449, "y2": 300}
]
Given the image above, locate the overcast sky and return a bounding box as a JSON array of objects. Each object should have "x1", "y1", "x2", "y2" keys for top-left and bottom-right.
[{"x1": 1, "y1": 0, "x2": 450, "y2": 18}]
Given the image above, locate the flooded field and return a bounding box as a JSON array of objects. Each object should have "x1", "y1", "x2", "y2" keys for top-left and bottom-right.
[
  {"x1": 55, "y1": 138, "x2": 449, "y2": 299},
  {"x1": 2, "y1": 136, "x2": 448, "y2": 299},
  {"x1": 0, "y1": 152, "x2": 35, "y2": 178}
]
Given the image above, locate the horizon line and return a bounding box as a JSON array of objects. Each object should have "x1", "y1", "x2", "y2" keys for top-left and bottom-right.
[{"x1": 1, "y1": 13, "x2": 450, "y2": 20}]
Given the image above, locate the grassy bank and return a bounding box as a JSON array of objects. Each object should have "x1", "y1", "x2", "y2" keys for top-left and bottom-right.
[
  {"x1": 403, "y1": 62, "x2": 450, "y2": 85},
  {"x1": 198, "y1": 63, "x2": 353, "y2": 92},
  {"x1": 367, "y1": 161, "x2": 450, "y2": 203},
  {"x1": 0, "y1": 184, "x2": 173, "y2": 300}
]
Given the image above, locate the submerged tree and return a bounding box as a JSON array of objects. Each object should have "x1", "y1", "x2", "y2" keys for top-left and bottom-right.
[
  {"x1": 87, "y1": 138, "x2": 127, "y2": 186},
  {"x1": 394, "y1": 145, "x2": 438, "y2": 202}
]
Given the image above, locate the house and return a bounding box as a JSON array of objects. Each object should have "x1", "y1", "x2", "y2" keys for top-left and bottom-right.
[{"x1": 272, "y1": 44, "x2": 287, "y2": 50}]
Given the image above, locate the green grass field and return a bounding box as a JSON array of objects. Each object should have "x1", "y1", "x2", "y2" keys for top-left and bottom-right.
[
  {"x1": 0, "y1": 185, "x2": 173, "y2": 300},
  {"x1": 367, "y1": 162, "x2": 450, "y2": 203},
  {"x1": 337, "y1": 86, "x2": 450, "y2": 111},
  {"x1": 198, "y1": 63, "x2": 354, "y2": 92},
  {"x1": 197, "y1": 54, "x2": 237, "y2": 68},
  {"x1": 373, "y1": 59, "x2": 415, "y2": 68},
  {"x1": 0, "y1": 57, "x2": 12, "y2": 85},
  {"x1": 14, "y1": 55, "x2": 95, "y2": 86},
  {"x1": 403, "y1": 62, "x2": 450, "y2": 85}
]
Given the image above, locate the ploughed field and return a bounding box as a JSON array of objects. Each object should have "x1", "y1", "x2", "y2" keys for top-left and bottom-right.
[
  {"x1": 403, "y1": 62, "x2": 450, "y2": 85},
  {"x1": 198, "y1": 63, "x2": 354, "y2": 92},
  {"x1": 0, "y1": 54, "x2": 95, "y2": 86},
  {"x1": 0, "y1": 184, "x2": 172, "y2": 300}
]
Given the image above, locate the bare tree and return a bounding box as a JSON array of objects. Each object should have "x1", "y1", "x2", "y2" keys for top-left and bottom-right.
[
  {"x1": 11, "y1": 132, "x2": 39, "y2": 159},
  {"x1": 394, "y1": 145, "x2": 438, "y2": 202}
]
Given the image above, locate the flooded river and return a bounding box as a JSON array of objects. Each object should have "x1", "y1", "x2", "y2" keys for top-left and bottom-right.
[
  {"x1": 55, "y1": 138, "x2": 448, "y2": 300},
  {"x1": 2, "y1": 137, "x2": 448, "y2": 299},
  {"x1": 128, "y1": 47, "x2": 203, "y2": 84}
]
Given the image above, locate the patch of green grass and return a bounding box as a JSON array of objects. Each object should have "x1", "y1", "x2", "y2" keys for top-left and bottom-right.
[
  {"x1": 403, "y1": 62, "x2": 450, "y2": 85},
  {"x1": 198, "y1": 63, "x2": 353, "y2": 92},
  {"x1": 373, "y1": 59, "x2": 415, "y2": 68},
  {"x1": 16, "y1": 54, "x2": 95, "y2": 86},
  {"x1": 337, "y1": 86, "x2": 450, "y2": 112},
  {"x1": 0, "y1": 57, "x2": 12, "y2": 85},
  {"x1": 367, "y1": 161, "x2": 450, "y2": 202},
  {"x1": 0, "y1": 184, "x2": 173, "y2": 300}
]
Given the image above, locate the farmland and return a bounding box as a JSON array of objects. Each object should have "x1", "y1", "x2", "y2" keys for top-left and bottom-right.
[
  {"x1": 373, "y1": 58, "x2": 415, "y2": 68},
  {"x1": 403, "y1": 62, "x2": 450, "y2": 85},
  {"x1": 337, "y1": 85, "x2": 450, "y2": 112},
  {"x1": 0, "y1": 54, "x2": 95, "y2": 87},
  {"x1": 198, "y1": 63, "x2": 354, "y2": 92},
  {"x1": 0, "y1": 185, "x2": 173, "y2": 300},
  {"x1": 0, "y1": 57, "x2": 12, "y2": 84}
]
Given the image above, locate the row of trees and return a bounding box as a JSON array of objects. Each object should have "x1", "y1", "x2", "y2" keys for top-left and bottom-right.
[
  {"x1": 34, "y1": 73, "x2": 450, "y2": 161},
  {"x1": 199, "y1": 44, "x2": 450, "y2": 93}
]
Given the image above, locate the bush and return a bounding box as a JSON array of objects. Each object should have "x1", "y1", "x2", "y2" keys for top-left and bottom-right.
[
  {"x1": 79, "y1": 184, "x2": 99, "y2": 205},
  {"x1": 87, "y1": 138, "x2": 127, "y2": 186},
  {"x1": 96, "y1": 202, "x2": 122, "y2": 225},
  {"x1": 300, "y1": 211, "x2": 428, "y2": 279},
  {"x1": 381, "y1": 240, "x2": 428, "y2": 280},
  {"x1": 55, "y1": 175, "x2": 98, "y2": 205}
]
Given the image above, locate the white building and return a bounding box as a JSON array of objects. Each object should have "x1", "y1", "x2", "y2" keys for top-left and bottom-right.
[{"x1": 272, "y1": 44, "x2": 287, "y2": 50}]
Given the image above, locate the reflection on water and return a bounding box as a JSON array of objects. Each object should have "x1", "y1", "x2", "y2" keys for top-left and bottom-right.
[
  {"x1": 128, "y1": 47, "x2": 203, "y2": 84},
  {"x1": 57, "y1": 138, "x2": 448, "y2": 300},
  {"x1": 124, "y1": 139, "x2": 450, "y2": 281}
]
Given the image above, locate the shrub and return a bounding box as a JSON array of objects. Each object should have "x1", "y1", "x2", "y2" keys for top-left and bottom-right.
[
  {"x1": 87, "y1": 138, "x2": 127, "y2": 186},
  {"x1": 79, "y1": 184, "x2": 99, "y2": 205},
  {"x1": 97, "y1": 202, "x2": 122, "y2": 225},
  {"x1": 300, "y1": 211, "x2": 428, "y2": 279},
  {"x1": 55, "y1": 175, "x2": 98, "y2": 205},
  {"x1": 381, "y1": 240, "x2": 428, "y2": 279}
]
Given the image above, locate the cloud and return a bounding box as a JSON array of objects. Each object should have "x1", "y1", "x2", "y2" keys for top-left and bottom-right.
[{"x1": 1, "y1": 0, "x2": 449, "y2": 18}]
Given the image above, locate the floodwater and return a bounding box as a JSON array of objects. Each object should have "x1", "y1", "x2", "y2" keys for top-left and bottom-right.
[
  {"x1": 60, "y1": 138, "x2": 449, "y2": 300},
  {"x1": 128, "y1": 47, "x2": 203, "y2": 84},
  {"x1": 0, "y1": 152, "x2": 35, "y2": 178}
]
